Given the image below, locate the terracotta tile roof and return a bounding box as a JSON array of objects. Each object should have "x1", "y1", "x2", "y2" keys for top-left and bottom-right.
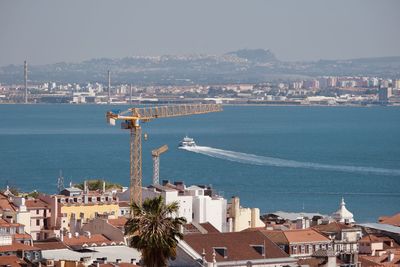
[
  {"x1": 34, "y1": 239, "x2": 69, "y2": 250},
  {"x1": 0, "y1": 193, "x2": 17, "y2": 212},
  {"x1": 183, "y1": 231, "x2": 288, "y2": 262},
  {"x1": 63, "y1": 234, "x2": 111, "y2": 247},
  {"x1": 379, "y1": 213, "x2": 400, "y2": 227},
  {"x1": 359, "y1": 251, "x2": 400, "y2": 267},
  {"x1": 183, "y1": 223, "x2": 202, "y2": 234},
  {"x1": 0, "y1": 243, "x2": 40, "y2": 253},
  {"x1": 108, "y1": 217, "x2": 128, "y2": 228},
  {"x1": 26, "y1": 199, "x2": 50, "y2": 209},
  {"x1": 0, "y1": 255, "x2": 27, "y2": 267},
  {"x1": 359, "y1": 234, "x2": 385, "y2": 243},
  {"x1": 298, "y1": 257, "x2": 325, "y2": 267},
  {"x1": 118, "y1": 201, "x2": 130, "y2": 208},
  {"x1": 358, "y1": 256, "x2": 383, "y2": 267},
  {"x1": 0, "y1": 218, "x2": 23, "y2": 227},
  {"x1": 13, "y1": 233, "x2": 32, "y2": 240},
  {"x1": 118, "y1": 264, "x2": 140, "y2": 267},
  {"x1": 259, "y1": 230, "x2": 288, "y2": 244},
  {"x1": 282, "y1": 229, "x2": 330, "y2": 243},
  {"x1": 199, "y1": 222, "x2": 220, "y2": 233},
  {"x1": 312, "y1": 221, "x2": 353, "y2": 233}
]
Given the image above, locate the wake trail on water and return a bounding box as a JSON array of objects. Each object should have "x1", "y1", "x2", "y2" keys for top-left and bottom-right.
[{"x1": 180, "y1": 146, "x2": 400, "y2": 176}]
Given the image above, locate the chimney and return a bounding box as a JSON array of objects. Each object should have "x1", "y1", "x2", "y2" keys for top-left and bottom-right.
[
  {"x1": 84, "y1": 180, "x2": 88, "y2": 194},
  {"x1": 388, "y1": 251, "x2": 394, "y2": 262},
  {"x1": 85, "y1": 231, "x2": 91, "y2": 239},
  {"x1": 103, "y1": 181, "x2": 106, "y2": 192},
  {"x1": 116, "y1": 259, "x2": 121, "y2": 264},
  {"x1": 131, "y1": 259, "x2": 136, "y2": 264},
  {"x1": 67, "y1": 232, "x2": 72, "y2": 239},
  {"x1": 74, "y1": 232, "x2": 79, "y2": 238}
]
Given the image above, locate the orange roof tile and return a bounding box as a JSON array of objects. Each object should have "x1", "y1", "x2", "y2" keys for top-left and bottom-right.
[
  {"x1": 0, "y1": 193, "x2": 17, "y2": 212},
  {"x1": 108, "y1": 217, "x2": 128, "y2": 228},
  {"x1": 0, "y1": 243, "x2": 40, "y2": 253},
  {"x1": 34, "y1": 239, "x2": 69, "y2": 250},
  {"x1": 63, "y1": 234, "x2": 111, "y2": 247},
  {"x1": 312, "y1": 221, "x2": 353, "y2": 233},
  {"x1": 199, "y1": 222, "x2": 220, "y2": 233},
  {"x1": 26, "y1": 199, "x2": 49, "y2": 209},
  {"x1": 379, "y1": 213, "x2": 400, "y2": 227},
  {"x1": 282, "y1": 229, "x2": 330, "y2": 243},
  {"x1": 0, "y1": 255, "x2": 26, "y2": 267},
  {"x1": 183, "y1": 231, "x2": 288, "y2": 262},
  {"x1": 359, "y1": 234, "x2": 385, "y2": 243}
]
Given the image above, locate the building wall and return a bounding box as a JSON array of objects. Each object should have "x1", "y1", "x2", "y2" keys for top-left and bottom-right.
[
  {"x1": 142, "y1": 187, "x2": 193, "y2": 224},
  {"x1": 81, "y1": 218, "x2": 125, "y2": 244},
  {"x1": 192, "y1": 195, "x2": 226, "y2": 232},
  {"x1": 229, "y1": 197, "x2": 265, "y2": 232},
  {"x1": 61, "y1": 204, "x2": 119, "y2": 225}
]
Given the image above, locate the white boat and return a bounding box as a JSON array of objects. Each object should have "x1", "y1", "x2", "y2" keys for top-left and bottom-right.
[{"x1": 179, "y1": 136, "x2": 196, "y2": 147}]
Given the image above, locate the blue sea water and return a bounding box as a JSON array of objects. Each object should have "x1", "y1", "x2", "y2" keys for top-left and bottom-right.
[{"x1": 0, "y1": 104, "x2": 399, "y2": 223}]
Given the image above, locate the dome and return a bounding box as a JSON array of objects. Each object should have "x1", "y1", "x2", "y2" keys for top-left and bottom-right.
[{"x1": 331, "y1": 198, "x2": 355, "y2": 224}]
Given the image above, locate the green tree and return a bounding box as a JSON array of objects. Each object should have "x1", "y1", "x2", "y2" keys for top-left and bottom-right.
[{"x1": 125, "y1": 196, "x2": 186, "y2": 267}]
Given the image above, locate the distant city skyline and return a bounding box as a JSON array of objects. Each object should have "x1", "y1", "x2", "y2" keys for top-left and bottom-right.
[{"x1": 0, "y1": 0, "x2": 399, "y2": 66}]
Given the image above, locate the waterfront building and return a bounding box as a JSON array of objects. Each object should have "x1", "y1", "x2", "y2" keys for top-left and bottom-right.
[
  {"x1": 40, "y1": 187, "x2": 119, "y2": 233},
  {"x1": 378, "y1": 87, "x2": 392, "y2": 103},
  {"x1": 259, "y1": 229, "x2": 331, "y2": 258},
  {"x1": 331, "y1": 198, "x2": 355, "y2": 224},
  {"x1": 121, "y1": 181, "x2": 228, "y2": 232},
  {"x1": 0, "y1": 193, "x2": 31, "y2": 238},
  {"x1": 227, "y1": 196, "x2": 265, "y2": 232},
  {"x1": 313, "y1": 221, "x2": 361, "y2": 264},
  {"x1": 170, "y1": 231, "x2": 298, "y2": 267},
  {"x1": 25, "y1": 199, "x2": 54, "y2": 241}
]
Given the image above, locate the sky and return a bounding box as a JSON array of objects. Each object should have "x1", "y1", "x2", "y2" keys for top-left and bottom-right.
[{"x1": 0, "y1": 0, "x2": 399, "y2": 66}]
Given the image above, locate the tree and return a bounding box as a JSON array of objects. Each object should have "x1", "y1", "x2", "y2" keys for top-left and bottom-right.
[{"x1": 125, "y1": 196, "x2": 186, "y2": 267}]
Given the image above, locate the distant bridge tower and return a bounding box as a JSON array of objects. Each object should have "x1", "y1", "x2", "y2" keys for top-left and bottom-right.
[
  {"x1": 152, "y1": 145, "x2": 168, "y2": 185},
  {"x1": 57, "y1": 170, "x2": 65, "y2": 193},
  {"x1": 24, "y1": 60, "x2": 28, "y2": 104},
  {"x1": 107, "y1": 70, "x2": 111, "y2": 104}
]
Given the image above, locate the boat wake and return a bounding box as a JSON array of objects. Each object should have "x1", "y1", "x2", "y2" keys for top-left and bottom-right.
[{"x1": 180, "y1": 146, "x2": 400, "y2": 176}]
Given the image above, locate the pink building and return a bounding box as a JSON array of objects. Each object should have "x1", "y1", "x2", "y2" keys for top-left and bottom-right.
[{"x1": 25, "y1": 199, "x2": 52, "y2": 241}]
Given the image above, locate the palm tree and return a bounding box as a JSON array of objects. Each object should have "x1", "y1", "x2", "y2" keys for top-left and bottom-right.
[{"x1": 125, "y1": 195, "x2": 187, "y2": 267}]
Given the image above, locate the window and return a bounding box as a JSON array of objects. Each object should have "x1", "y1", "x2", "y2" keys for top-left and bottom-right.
[
  {"x1": 301, "y1": 245, "x2": 305, "y2": 254},
  {"x1": 292, "y1": 246, "x2": 297, "y2": 254},
  {"x1": 36, "y1": 210, "x2": 40, "y2": 215},
  {"x1": 36, "y1": 219, "x2": 40, "y2": 226},
  {"x1": 308, "y1": 245, "x2": 313, "y2": 253}
]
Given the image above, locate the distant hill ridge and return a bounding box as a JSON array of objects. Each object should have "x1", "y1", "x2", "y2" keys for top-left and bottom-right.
[
  {"x1": 1, "y1": 49, "x2": 399, "y2": 84},
  {"x1": 226, "y1": 49, "x2": 278, "y2": 62}
]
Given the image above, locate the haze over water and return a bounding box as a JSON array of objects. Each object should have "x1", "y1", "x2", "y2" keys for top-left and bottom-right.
[{"x1": 0, "y1": 104, "x2": 399, "y2": 222}]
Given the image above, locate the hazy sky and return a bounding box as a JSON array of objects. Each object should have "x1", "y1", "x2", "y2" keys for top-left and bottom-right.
[{"x1": 0, "y1": 0, "x2": 399, "y2": 66}]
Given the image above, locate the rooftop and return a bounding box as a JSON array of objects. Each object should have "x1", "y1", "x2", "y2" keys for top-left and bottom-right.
[{"x1": 183, "y1": 231, "x2": 289, "y2": 262}]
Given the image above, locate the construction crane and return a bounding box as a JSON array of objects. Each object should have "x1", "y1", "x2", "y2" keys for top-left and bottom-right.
[
  {"x1": 106, "y1": 104, "x2": 222, "y2": 205},
  {"x1": 151, "y1": 145, "x2": 168, "y2": 185}
]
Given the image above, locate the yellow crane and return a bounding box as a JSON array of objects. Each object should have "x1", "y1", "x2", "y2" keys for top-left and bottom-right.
[
  {"x1": 151, "y1": 144, "x2": 168, "y2": 185},
  {"x1": 106, "y1": 104, "x2": 222, "y2": 205}
]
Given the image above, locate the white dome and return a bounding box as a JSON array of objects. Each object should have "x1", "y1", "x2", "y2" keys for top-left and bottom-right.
[{"x1": 332, "y1": 198, "x2": 355, "y2": 224}]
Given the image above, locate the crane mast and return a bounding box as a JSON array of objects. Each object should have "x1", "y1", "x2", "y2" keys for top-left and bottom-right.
[
  {"x1": 106, "y1": 104, "x2": 222, "y2": 206},
  {"x1": 152, "y1": 145, "x2": 168, "y2": 185}
]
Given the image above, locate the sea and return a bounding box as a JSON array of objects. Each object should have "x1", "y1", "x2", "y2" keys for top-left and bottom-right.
[{"x1": 0, "y1": 104, "x2": 399, "y2": 223}]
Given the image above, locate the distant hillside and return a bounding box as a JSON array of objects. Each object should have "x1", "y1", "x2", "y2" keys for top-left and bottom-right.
[
  {"x1": 226, "y1": 49, "x2": 278, "y2": 63},
  {"x1": 0, "y1": 51, "x2": 399, "y2": 85}
]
